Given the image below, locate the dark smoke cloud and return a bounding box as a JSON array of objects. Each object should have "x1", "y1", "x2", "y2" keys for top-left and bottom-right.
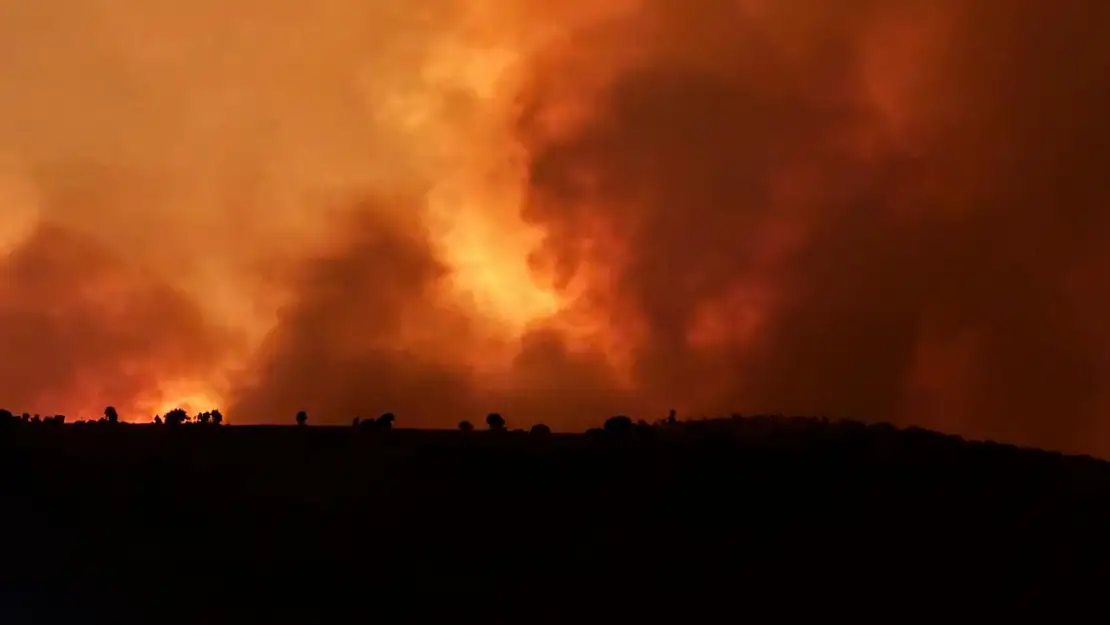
[
  {"x1": 229, "y1": 198, "x2": 635, "y2": 429},
  {"x1": 229, "y1": 202, "x2": 481, "y2": 422},
  {"x1": 0, "y1": 223, "x2": 230, "y2": 418},
  {"x1": 509, "y1": 0, "x2": 1110, "y2": 453}
]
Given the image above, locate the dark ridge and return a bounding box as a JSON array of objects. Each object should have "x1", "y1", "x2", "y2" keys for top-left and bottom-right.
[{"x1": 2, "y1": 411, "x2": 1109, "y2": 623}]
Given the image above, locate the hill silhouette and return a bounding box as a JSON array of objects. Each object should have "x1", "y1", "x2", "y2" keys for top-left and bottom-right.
[{"x1": 2, "y1": 409, "x2": 1109, "y2": 623}]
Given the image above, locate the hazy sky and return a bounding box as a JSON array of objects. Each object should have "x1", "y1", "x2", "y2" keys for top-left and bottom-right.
[{"x1": 1, "y1": 0, "x2": 1108, "y2": 455}]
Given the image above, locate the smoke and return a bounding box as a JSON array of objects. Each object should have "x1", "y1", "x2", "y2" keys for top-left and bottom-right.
[
  {"x1": 2, "y1": 1, "x2": 1109, "y2": 454},
  {"x1": 515, "y1": 0, "x2": 1110, "y2": 452}
]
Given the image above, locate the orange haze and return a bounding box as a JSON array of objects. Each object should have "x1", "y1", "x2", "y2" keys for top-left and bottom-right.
[{"x1": 2, "y1": 0, "x2": 1110, "y2": 455}]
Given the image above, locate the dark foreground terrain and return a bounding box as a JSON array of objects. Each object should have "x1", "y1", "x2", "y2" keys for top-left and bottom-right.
[{"x1": 4, "y1": 415, "x2": 1110, "y2": 623}]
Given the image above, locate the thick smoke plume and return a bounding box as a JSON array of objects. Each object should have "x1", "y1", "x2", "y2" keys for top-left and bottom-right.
[{"x1": 2, "y1": 1, "x2": 1109, "y2": 454}]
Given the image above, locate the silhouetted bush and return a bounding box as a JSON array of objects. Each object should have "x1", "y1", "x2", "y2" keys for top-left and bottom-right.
[
  {"x1": 296, "y1": 411, "x2": 308, "y2": 427},
  {"x1": 604, "y1": 415, "x2": 634, "y2": 434},
  {"x1": 377, "y1": 413, "x2": 395, "y2": 430},
  {"x1": 486, "y1": 413, "x2": 506, "y2": 431},
  {"x1": 211, "y1": 409, "x2": 223, "y2": 426},
  {"x1": 459, "y1": 420, "x2": 474, "y2": 432},
  {"x1": 104, "y1": 406, "x2": 118, "y2": 424},
  {"x1": 165, "y1": 408, "x2": 188, "y2": 427},
  {"x1": 530, "y1": 424, "x2": 551, "y2": 436}
]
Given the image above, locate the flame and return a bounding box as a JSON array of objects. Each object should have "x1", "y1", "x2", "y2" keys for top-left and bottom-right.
[
  {"x1": 146, "y1": 384, "x2": 223, "y2": 422},
  {"x1": 415, "y1": 34, "x2": 567, "y2": 337}
]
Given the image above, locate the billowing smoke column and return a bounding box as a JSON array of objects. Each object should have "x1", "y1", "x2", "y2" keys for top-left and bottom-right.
[{"x1": 1, "y1": 0, "x2": 1109, "y2": 455}]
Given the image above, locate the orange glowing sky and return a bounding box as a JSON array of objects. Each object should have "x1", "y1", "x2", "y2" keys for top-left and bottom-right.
[{"x1": 2, "y1": 0, "x2": 1110, "y2": 456}]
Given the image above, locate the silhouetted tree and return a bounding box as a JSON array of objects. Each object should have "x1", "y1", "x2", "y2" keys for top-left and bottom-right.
[
  {"x1": 32, "y1": 414, "x2": 41, "y2": 423},
  {"x1": 197, "y1": 411, "x2": 211, "y2": 425},
  {"x1": 377, "y1": 413, "x2": 395, "y2": 430},
  {"x1": 165, "y1": 408, "x2": 188, "y2": 427},
  {"x1": 667, "y1": 408, "x2": 677, "y2": 425},
  {"x1": 105, "y1": 406, "x2": 119, "y2": 424},
  {"x1": 211, "y1": 409, "x2": 223, "y2": 426},
  {"x1": 0, "y1": 409, "x2": 12, "y2": 421},
  {"x1": 153, "y1": 415, "x2": 162, "y2": 425},
  {"x1": 605, "y1": 415, "x2": 634, "y2": 434},
  {"x1": 21, "y1": 413, "x2": 30, "y2": 422},
  {"x1": 459, "y1": 420, "x2": 474, "y2": 432},
  {"x1": 53, "y1": 415, "x2": 65, "y2": 425},
  {"x1": 352, "y1": 417, "x2": 361, "y2": 428},
  {"x1": 530, "y1": 424, "x2": 551, "y2": 436},
  {"x1": 296, "y1": 411, "x2": 308, "y2": 427},
  {"x1": 486, "y1": 413, "x2": 506, "y2": 431}
]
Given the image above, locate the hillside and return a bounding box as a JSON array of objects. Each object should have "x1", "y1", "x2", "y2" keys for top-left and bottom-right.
[{"x1": 3, "y1": 414, "x2": 1109, "y2": 623}]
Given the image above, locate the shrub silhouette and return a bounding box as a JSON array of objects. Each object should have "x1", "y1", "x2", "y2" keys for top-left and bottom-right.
[
  {"x1": 0, "y1": 409, "x2": 12, "y2": 421},
  {"x1": 459, "y1": 420, "x2": 474, "y2": 432},
  {"x1": 211, "y1": 409, "x2": 223, "y2": 426},
  {"x1": 486, "y1": 413, "x2": 506, "y2": 431},
  {"x1": 376, "y1": 413, "x2": 395, "y2": 430},
  {"x1": 296, "y1": 411, "x2": 308, "y2": 427},
  {"x1": 604, "y1": 415, "x2": 634, "y2": 434},
  {"x1": 153, "y1": 415, "x2": 162, "y2": 425},
  {"x1": 530, "y1": 424, "x2": 551, "y2": 436},
  {"x1": 104, "y1": 406, "x2": 119, "y2": 424},
  {"x1": 197, "y1": 411, "x2": 211, "y2": 425},
  {"x1": 165, "y1": 408, "x2": 188, "y2": 427}
]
